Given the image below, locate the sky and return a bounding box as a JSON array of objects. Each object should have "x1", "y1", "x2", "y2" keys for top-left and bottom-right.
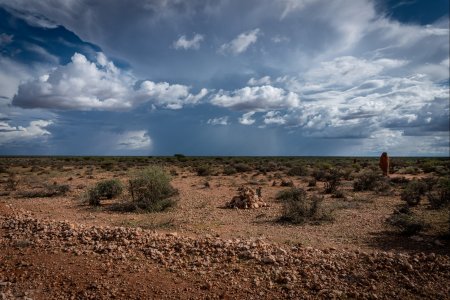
[{"x1": 0, "y1": 0, "x2": 448, "y2": 156}]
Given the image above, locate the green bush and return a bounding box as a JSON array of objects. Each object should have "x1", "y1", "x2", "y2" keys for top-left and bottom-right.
[
  {"x1": 387, "y1": 209, "x2": 426, "y2": 236},
  {"x1": 427, "y1": 177, "x2": 450, "y2": 209},
  {"x1": 401, "y1": 180, "x2": 428, "y2": 206},
  {"x1": 287, "y1": 165, "x2": 308, "y2": 176},
  {"x1": 311, "y1": 168, "x2": 327, "y2": 181},
  {"x1": 86, "y1": 187, "x2": 101, "y2": 206},
  {"x1": 353, "y1": 170, "x2": 383, "y2": 191},
  {"x1": 196, "y1": 165, "x2": 213, "y2": 176},
  {"x1": 86, "y1": 179, "x2": 123, "y2": 206},
  {"x1": 223, "y1": 166, "x2": 237, "y2": 175},
  {"x1": 324, "y1": 169, "x2": 342, "y2": 194},
  {"x1": 234, "y1": 163, "x2": 252, "y2": 173},
  {"x1": 128, "y1": 166, "x2": 178, "y2": 212},
  {"x1": 96, "y1": 179, "x2": 123, "y2": 199},
  {"x1": 277, "y1": 188, "x2": 332, "y2": 224}
]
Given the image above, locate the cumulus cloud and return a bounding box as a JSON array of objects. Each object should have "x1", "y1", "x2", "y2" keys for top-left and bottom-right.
[
  {"x1": 248, "y1": 76, "x2": 271, "y2": 86},
  {"x1": 0, "y1": 120, "x2": 52, "y2": 145},
  {"x1": 219, "y1": 28, "x2": 260, "y2": 55},
  {"x1": 207, "y1": 116, "x2": 229, "y2": 126},
  {"x1": 263, "y1": 111, "x2": 287, "y2": 125},
  {"x1": 173, "y1": 34, "x2": 204, "y2": 50},
  {"x1": 12, "y1": 52, "x2": 208, "y2": 111},
  {"x1": 239, "y1": 111, "x2": 256, "y2": 125},
  {"x1": 210, "y1": 85, "x2": 300, "y2": 111},
  {"x1": 116, "y1": 130, "x2": 152, "y2": 150}
]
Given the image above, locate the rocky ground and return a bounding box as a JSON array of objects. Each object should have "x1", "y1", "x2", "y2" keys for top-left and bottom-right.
[{"x1": 1, "y1": 208, "x2": 449, "y2": 299}]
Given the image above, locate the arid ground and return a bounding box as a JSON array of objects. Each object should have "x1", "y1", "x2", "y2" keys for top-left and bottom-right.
[{"x1": 1, "y1": 156, "x2": 449, "y2": 299}]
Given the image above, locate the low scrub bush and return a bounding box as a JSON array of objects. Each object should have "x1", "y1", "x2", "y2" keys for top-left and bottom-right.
[
  {"x1": 308, "y1": 178, "x2": 317, "y2": 187},
  {"x1": 276, "y1": 187, "x2": 306, "y2": 202},
  {"x1": 280, "y1": 179, "x2": 294, "y2": 187},
  {"x1": 311, "y1": 169, "x2": 327, "y2": 181},
  {"x1": 427, "y1": 177, "x2": 450, "y2": 209},
  {"x1": 196, "y1": 165, "x2": 213, "y2": 176},
  {"x1": 278, "y1": 188, "x2": 333, "y2": 224},
  {"x1": 401, "y1": 180, "x2": 428, "y2": 206},
  {"x1": 223, "y1": 166, "x2": 237, "y2": 175},
  {"x1": 353, "y1": 170, "x2": 383, "y2": 192},
  {"x1": 324, "y1": 169, "x2": 342, "y2": 194},
  {"x1": 387, "y1": 208, "x2": 426, "y2": 236},
  {"x1": 287, "y1": 165, "x2": 308, "y2": 177},
  {"x1": 86, "y1": 179, "x2": 123, "y2": 206},
  {"x1": 21, "y1": 183, "x2": 70, "y2": 198},
  {"x1": 127, "y1": 166, "x2": 178, "y2": 212},
  {"x1": 234, "y1": 163, "x2": 252, "y2": 173},
  {"x1": 96, "y1": 179, "x2": 123, "y2": 199}
]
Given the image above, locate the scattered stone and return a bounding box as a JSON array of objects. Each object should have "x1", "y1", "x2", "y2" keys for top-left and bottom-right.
[{"x1": 226, "y1": 186, "x2": 268, "y2": 209}]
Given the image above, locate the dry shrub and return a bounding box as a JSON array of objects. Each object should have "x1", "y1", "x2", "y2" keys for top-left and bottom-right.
[
  {"x1": 401, "y1": 180, "x2": 428, "y2": 206},
  {"x1": 427, "y1": 177, "x2": 450, "y2": 209},
  {"x1": 86, "y1": 179, "x2": 123, "y2": 206},
  {"x1": 353, "y1": 170, "x2": 383, "y2": 192},
  {"x1": 20, "y1": 183, "x2": 70, "y2": 198},
  {"x1": 277, "y1": 188, "x2": 333, "y2": 224},
  {"x1": 126, "y1": 166, "x2": 178, "y2": 212}
]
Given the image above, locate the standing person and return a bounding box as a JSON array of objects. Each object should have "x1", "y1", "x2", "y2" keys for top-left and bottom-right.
[{"x1": 379, "y1": 152, "x2": 389, "y2": 177}]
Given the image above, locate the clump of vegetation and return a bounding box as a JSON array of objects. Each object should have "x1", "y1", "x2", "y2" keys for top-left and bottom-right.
[
  {"x1": 280, "y1": 179, "x2": 294, "y2": 187},
  {"x1": 86, "y1": 179, "x2": 123, "y2": 206},
  {"x1": 234, "y1": 163, "x2": 252, "y2": 173},
  {"x1": 308, "y1": 178, "x2": 317, "y2": 187},
  {"x1": 277, "y1": 188, "x2": 333, "y2": 224},
  {"x1": 331, "y1": 189, "x2": 346, "y2": 199},
  {"x1": 21, "y1": 183, "x2": 70, "y2": 198},
  {"x1": 387, "y1": 207, "x2": 426, "y2": 236},
  {"x1": 311, "y1": 169, "x2": 327, "y2": 181},
  {"x1": 427, "y1": 177, "x2": 450, "y2": 209},
  {"x1": 287, "y1": 165, "x2": 308, "y2": 176},
  {"x1": 223, "y1": 166, "x2": 237, "y2": 175},
  {"x1": 195, "y1": 165, "x2": 213, "y2": 176},
  {"x1": 5, "y1": 172, "x2": 18, "y2": 191},
  {"x1": 276, "y1": 187, "x2": 306, "y2": 202},
  {"x1": 173, "y1": 154, "x2": 187, "y2": 162},
  {"x1": 353, "y1": 170, "x2": 383, "y2": 191},
  {"x1": 324, "y1": 169, "x2": 342, "y2": 194},
  {"x1": 374, "y1": 177, "x2": 393, "y2": 196},
  {"x1": 401, "y1": 180, "x2": 428, "y2": 206},
  {"x1": 127, "y1": 166, "x2": 178, "y2": 212}
]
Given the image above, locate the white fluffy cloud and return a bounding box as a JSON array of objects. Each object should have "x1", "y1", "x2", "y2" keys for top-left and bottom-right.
[
  {"x1": 219, "y1": 28, "x2": 260, "y2": 55},
  {"x1": 173, "y1": 34, "x2": 204, "y2": 50},
  {"x1": 12, "y1": 53, "x2": 208, "y2": 111},
  {"x1": 263, "y1": 111, "x2": 287, "y2": 125},
  {"x1": 115, "y1": 130, "x2": 152, "y2": 150},
  {"x1": 248, "y1": 76, "x2": 271, "y2": 86},
  {"x1": 211, "y1": 85, "x2": 300, "y2": 111},
  {"x1": 207, "y1": 116, "x2": 229, "y2": 126},
  {"x1": 0, "y1": 120, "x2": 52, "y2": 145},
  {"x1": 242, "y1": 61, "x2": 449, "y2": 147},
  {"x1": 239, "y1": 111, "x2": 256, "y2": 125}
]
